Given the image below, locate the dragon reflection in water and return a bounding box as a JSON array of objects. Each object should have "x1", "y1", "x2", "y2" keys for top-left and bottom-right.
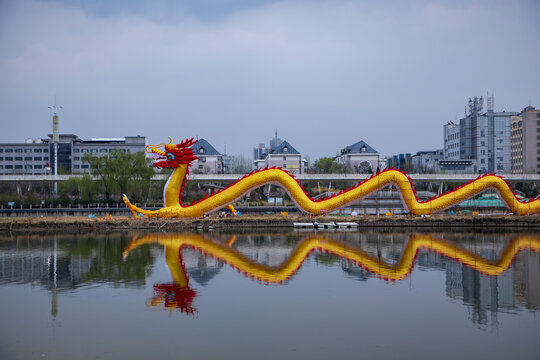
[{"x1": 122, "y1": 233, "x2": 540, "y2": 314}]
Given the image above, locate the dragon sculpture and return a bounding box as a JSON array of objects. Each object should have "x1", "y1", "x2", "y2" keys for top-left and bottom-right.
[{"x1": 122, "y1": 138, "x2": 540, "y2": 217}]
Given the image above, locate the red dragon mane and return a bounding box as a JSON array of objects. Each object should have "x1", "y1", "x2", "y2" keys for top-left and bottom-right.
[{"x1": 147, "y1": 138, "x2": 199, "y2": 169}]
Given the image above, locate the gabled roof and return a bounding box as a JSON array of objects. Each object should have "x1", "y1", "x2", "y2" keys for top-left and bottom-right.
[
  {"x1": 192, "y1": 138, "x2": 221, "y2": 156},
  {"x1": 340, "y1": 140, "x2": 378, "y2": 155},
  {"x1": 270, "y1": 140, "x2": 300, "y2": 154}
]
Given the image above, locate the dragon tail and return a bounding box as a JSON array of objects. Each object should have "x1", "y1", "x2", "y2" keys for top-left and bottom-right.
[{"x1": 122, "y1": 194, "x2": 158, "y2": 218}]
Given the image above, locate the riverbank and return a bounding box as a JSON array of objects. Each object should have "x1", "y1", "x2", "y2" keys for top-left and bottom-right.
[{"x1": 0, "y1": 214, "x2": 538, "y2": 232}]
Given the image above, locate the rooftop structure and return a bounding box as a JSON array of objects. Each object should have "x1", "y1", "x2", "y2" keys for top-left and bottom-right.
[
  {"x1": 190, "y1": 138, "x2": 224, "y2": 174},
  {"x1": 253, "y1": 133, "x2": 307, "y2": 174}
]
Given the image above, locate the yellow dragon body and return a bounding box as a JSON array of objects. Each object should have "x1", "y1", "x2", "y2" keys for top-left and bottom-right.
[{"x1": 122, "y1": 138, "x2": 540, "y2": 217}]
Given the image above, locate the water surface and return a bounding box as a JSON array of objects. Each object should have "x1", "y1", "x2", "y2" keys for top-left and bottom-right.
[{"x1": 1, "y1": 230, "x2": 539, "y2": 359}]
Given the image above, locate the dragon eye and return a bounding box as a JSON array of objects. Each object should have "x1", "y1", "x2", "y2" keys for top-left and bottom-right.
[{"x1": 167, "y1": 153, "x2": 175, "y2": 161}]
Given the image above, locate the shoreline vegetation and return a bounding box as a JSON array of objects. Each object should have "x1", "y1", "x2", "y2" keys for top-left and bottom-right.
[{"x1": 0, "y1": 214, "x2": 538, "y2": 233}]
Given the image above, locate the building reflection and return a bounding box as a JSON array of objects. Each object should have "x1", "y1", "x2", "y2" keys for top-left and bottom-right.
[{"x1": 0, "y1": 235, "x2": 155, "y2": 318}]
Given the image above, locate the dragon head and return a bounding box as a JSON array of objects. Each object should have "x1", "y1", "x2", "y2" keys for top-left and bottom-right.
[{"x1": 146, "y1": 138, "x2": 199, "y2": 169}]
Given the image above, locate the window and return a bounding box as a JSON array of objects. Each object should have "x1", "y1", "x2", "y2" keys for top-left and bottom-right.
[
  {"x1": 74, "y1": 148, "x2": 80, "y2": 153},
  {"x1": 199, "y1": 147, "x2": 205, "y2": 154},
  {"x1": 15, "y1": 149, "x2": 22, "y2": 153},
  {"x1": 5, "y1": 165, "x2": 12, "y2": 169},
  {"x1": 100, "y1": 149, "x2": 107, "y2": 153},
  {"x1": 81, "y1": 149, "x2": 88, "y2": 153},
  {"x1": 43, "y1": 157, "x2": 49, "y2": 161},
  {"x1": 481, "y1": 159, "x2": 485, "y2": 164},
  {"x1": 0, "y1": 165, "x2": 2, "y2": 169},
  {"x1": 283, "y1": 146, "x2": 289, "y2": 153},
  {"x1": 91, "y1": 149, "x2": 98, "y2": 153},
  {"x1": 24, "y1": 149, "x2": 32, "y2": 153},
  {"x1": 24, "y1": 157, "x2": 32, "y2": 161},
  {"x1": 537, "y1": 114, "x2": 540, "y2": 118},
  {"x1": 283, "y1": 164, "x2": 287, "y2": 169},
  {"x1": 43, "y1": 149, "x2": 48, "y2": 153},
  {"x1": 34, "y1": 165, "x2": 42, "y2": 169},
  {"x1": 0, "y1": 149, "x2": 3, "y2": 153},
  {"x1": 283, "y1": 156, "x2": 287, "y2": 161},
  {"x1": 24, "y1": 165, "x2": 32, "y2": 169},
  {"x1": 480, "y1": 141, "x2": 485, "y2": 146},
  {"x1": 81, "y1": 164, "x2": 89, "y2": 169},
  {"x1": 15, "y1": 157, "x2": 22, "y2": 161},
  {"x1": 74, "y1": 157, "x2": 80, "y2": 161},
  {"x1": 0, "y1": 157, "x2": 2, "y2": 161},
  {"x1": 5, "y1": 149, "x2": 13, "y2": 153},
  {"x1": 15, "y1": 165, "x2": 22, "y2": 169},
  {"x1": 34, "y1": 149, "x2": 42, "y2": 153},
  {"x1": 73, "y1": 165, "x2": 80, "y2": 169},
  {"x1": 5, "y1": 157, "x2": 13, "y2": 161}
]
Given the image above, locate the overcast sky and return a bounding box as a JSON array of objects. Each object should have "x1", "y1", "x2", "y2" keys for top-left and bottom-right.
[{"x1": 1, "y1": 0, "x2": 539, "y2": 160}]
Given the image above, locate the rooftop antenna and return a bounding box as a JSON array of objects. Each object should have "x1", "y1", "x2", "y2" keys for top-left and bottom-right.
[{"x1": 48, "y1": 96, "x2": 62, "y2": 193}]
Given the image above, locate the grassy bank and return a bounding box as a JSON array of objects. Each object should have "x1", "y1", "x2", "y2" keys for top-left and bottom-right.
[{"x1": 0, "y1": 214, "x2": 538, "y2": 233}]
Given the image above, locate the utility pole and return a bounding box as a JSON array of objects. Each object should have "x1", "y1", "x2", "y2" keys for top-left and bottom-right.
[{"x1": 48, "y1": 96, "x2": 62, "y2": 194}]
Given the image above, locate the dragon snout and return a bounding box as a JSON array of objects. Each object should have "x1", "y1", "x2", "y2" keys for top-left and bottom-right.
[{"x1": 151, "y1": 147, "x2": 166, "y2": 156}]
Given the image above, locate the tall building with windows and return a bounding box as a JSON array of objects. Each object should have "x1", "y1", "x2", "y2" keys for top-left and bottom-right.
[
  {"x1": 510, "y1": 106, "x2": 540, "y2": 174},
  {"x1": 0, "y1": 134, "x2": 147, "y2": 175},
  {"x1": 443, "y1": 96, "x2": 516, "y2": 174},
  {"x1": 443, "y1": 122, "x2": 460, "y2": 160}
]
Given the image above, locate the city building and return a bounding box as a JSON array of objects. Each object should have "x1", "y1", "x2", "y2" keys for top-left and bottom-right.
[
  {"x1": 387, "y1": 153, "x2": 412, "y2": 171},
  {"x1": 335, "y1": 140, "x2": 380, "y2": 173},
  {"x1": 191, "y1": 138, "x2": 224, "y2": 174},
  {"x1": 0, "y1": 134, "x2": 147, "y2": 175},
  {"x1": 253, "y1": 133, "x2": 307, "y2": 174},
  {"x1": 411, "y1": 149, "x2": 443, "y2": 173},
  {"x1": 510, "y1": 106, "x2": 540, "y2": 174},
  {"x1": 443, "y1": 121, "x2": 460, "y2": 160},
  {"x1": 72, "y1": 135, "x2": 147, "y2": 173},
  {"x1": 442, "y1": 120, "x2": 477, "y2": 173},
  {"x1": 443, "y1": 95, "x2": 517, "y2": 174}
]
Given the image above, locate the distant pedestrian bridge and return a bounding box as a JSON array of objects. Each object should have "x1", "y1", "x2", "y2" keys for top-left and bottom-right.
[{"x1": 1, "y1": 173, "x2": 539, "y2": 184}]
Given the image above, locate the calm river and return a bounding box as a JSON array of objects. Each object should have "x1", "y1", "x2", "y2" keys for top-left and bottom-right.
[{"x1": 1, "y1": 230, "x2": 539, "y2": 359}]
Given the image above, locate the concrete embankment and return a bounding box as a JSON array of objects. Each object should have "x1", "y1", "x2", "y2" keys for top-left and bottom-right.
[{"x1": 0, "y1": 214, "x2": 538, "y2": 233}]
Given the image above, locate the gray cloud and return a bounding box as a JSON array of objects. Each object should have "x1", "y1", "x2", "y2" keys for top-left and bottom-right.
[{"x1": 1, "y1": 0, "x2": 539, "y2": 160}]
